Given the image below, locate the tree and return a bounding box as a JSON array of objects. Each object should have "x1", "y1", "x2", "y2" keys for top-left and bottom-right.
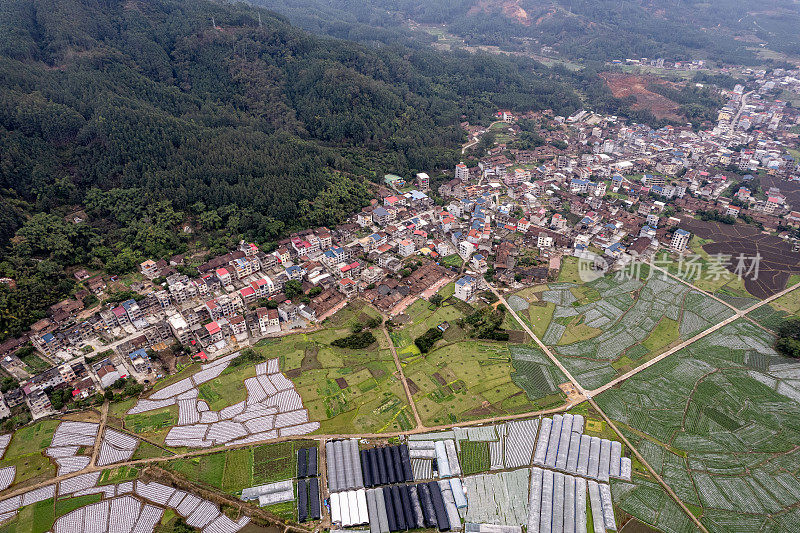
[
  {"x1": 284, "y1": 280, "x2": 303, "y2": 300},
  {"x1": 430, "y1": 294, "x2": 443, "y2": 307},
  {"x1": 776, "y1": 318, "x2": 800, "y2": 358}
]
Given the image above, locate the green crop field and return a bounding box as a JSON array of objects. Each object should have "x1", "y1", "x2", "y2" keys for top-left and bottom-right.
[
  {"x1": 197, "y1": 364, "x2": 256, "y2": 410},
  {"x1": 164, "y1": 441, "x2": 314, "y2": 496},
  {"x1": 97, "y1": 465, "x2": 139, "y2": 485},
  {"x1": 163, "y1": 452, "x2": 227, "y2": 490},
  {"x1": 530, "y1": 273, "x2": 735, "y2": 389},
  {"x1": 597, "y1": 320, "x2": 800, "y2": 531},
  {"x1": 0, "y1": 419, "x2": 58, "y2": 491},
  {"x1": 123, "y1": 404, "x2": 179, "y2": 446},
  {"x1": 406, "y1": 341, "x2": 566, "y2": 426},
  {"x1": 221, "y1": 448, "x2": 254, "y2": 493},
  {"x1": 55, "y1": 494, "x2": 102, "y2": 517},
  {"x1": 0, "y1": 498, "x2": 55, "y2": 533},
  {"x1": 459, "y1": 441, "x2": 491, "y2": 475},
  {"x1": 251, "y1": 306, "x2": 412, "y2": 435}
]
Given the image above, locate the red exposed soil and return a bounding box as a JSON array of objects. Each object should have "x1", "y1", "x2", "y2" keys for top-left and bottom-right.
[
  {"x1": 468, "y1": 0, "x2": 531, "y2": 25},
  {"x1": 600, "y1": 73, "x2": 683, "y2": 121}
]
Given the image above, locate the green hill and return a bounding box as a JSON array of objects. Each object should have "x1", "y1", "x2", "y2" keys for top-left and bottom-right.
[{"x1": 0, "y1": 0, "x2": 599, "y2": 340}]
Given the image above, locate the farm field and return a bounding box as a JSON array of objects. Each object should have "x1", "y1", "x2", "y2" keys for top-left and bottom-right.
[
  {"x1": 522, "y1": 272, "x2": 735, "y2": 390},
  {"x1": 0, "y1": 419, "x2": 58, "y2": 493},
  {"x1": 0, "y1": 497, "x2": 55, "y2": 533},
  {"x1": 595, "y1": 320, "x2": 800, "y2": 532},
  {"x1": 253, "y1": 302, "x2": 411, "y2": 434},
  {"x1": 114, "y1": 398, "x2": 179, "y2": 447},
  {"x1": 748, "y1": 283, "x2": 800, "y2": 330},
  {"x1": 677, "y1": 218, "x2": 800, "y2": 299},
  {"x1": 650, "y1": 240, "x2": 759, "y2": 309},
  {"x1": 162, "y1": 439, "x2": 313, "y2": 502},
  {"x1": 404, "y1": 341, "x2": 566, "y2": 426}
]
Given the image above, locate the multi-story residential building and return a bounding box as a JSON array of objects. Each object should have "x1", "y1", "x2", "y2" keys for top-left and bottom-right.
[
  {"x1": 458, "y1": 240, "x2": 475, "y2": 259},
  {"x1": 455, "y1": 162, "x2": 469, "y2": 181},
  {"x1": 337, "y1": 278, "x2": 358, "y2": 297},
  {"x1": 372, "y1": 207, "x2": 393, "y2": 226},
  {"x1": 239, "y1": 241, "x2": 259, "y2": 257},
  {"x1": 140, "y1": 259, "x2": 160, "y2": 279},
  {"x1": 250, "y1": 277, "x2": 275, "y2": 299},
  {"x1": 205, "y1": 321, "x2": 224, "y2": 343},
  {"x1": 239, "y1": 286, "x2": 257, "y2": 306},
  {"x1": 229, "y1": 315, "x2": 248, "y2": 336},
  {"x1": 398, "y1": 239, "x2": 415, "y2": 257},
  {"x1": 671, "y1": 228, "x2": 691, "y2": 252},
  {"x1": 154, "y1": 290, "x2": 171, "y2": 309},
  {"x1": 257, "y1": 307, "x2": 280, "y2": 334},
  {"x1": 276, "y1": 246, "x2": 291, "y2": 264},
  {"x1": 230, "y1": 256, "x2": 261, "y2": 279},
  {"x1": 121, "y1": 299, "x2": 144, "y2": 327},
  {"x1": 454, "y1": 275, "x2": 476, "y2": 301},
  {"x1": 167, "y1": 313, "x2": 192, "y2": 345},
  {"x1": 537, "y1": 233, "x2": 554, "y2": 249},
  {"x1": 215, "y1": 267, "x2": 232, "y2": 286},
  {"x1": 416, "y1": 172, "x2": 430, "y2": 191}
]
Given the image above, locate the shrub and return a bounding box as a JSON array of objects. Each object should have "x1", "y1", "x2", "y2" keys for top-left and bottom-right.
[
  {"x1": 331, "y1": 331, "x2": 376, "y2": 349},
  {"x1": 415, "y1": 328, "x2": 443, "y2": 353}
]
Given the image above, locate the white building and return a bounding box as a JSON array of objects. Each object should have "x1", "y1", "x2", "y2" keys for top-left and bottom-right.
[
  {"x1": 671, "y1": 228, "x2": 691, "y2": 252},
  {"x1": 454, "y1": 275, "x2": 476, "y2": 302},
  {"x1": 398, "y1": 239, "x2": 415, "y2": 258},
  {"x1": 458, "y1": 240, "x2": 475, "y2": 259},
  {"x1": 455, "y1": 163, "x2": 469, "y2": 182}
]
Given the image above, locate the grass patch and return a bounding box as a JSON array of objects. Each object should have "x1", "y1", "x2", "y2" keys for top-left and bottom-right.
[
  {"x1": 642, "y1": 317, "x2": 679, "y2": 354},
  {"x1": 163, "y1": 452, "x2": 227, "y2": 489},
  {"x1": 131, "y1": 441, "x2": 168, "y2": 460},
  {"x1": 197, "y1": 364, "x2": 255, "y2": 411},
  {"x1": 55, "y1": 494, "x2": 102, "y2": 517},
  {"x1": 557, "y1": 256, "x2": 583, "y2": 284},
  {"x1": 3, "y1": 420, "x2": 58, "y2": 459},
  {"x1": 0, "y1": 498, "x2": 55, "y2": 533},
  {"x1": 18, "y1": 352, "x2": 50, "y2": 373},
  {"x1": 440, "y1": 254, "x2": 463, "y2": 268},
  {"x1": 124, "y1": 404, "x2": 179, "y2": 447},
  {"x1": 528, "y1": 302, "x2": 555, "y2": 339},
  {"x1": 98, "y1": 465, "x2": 139, "y2": 485},
  {"x1": 221, "y1": 448, "x2": 254, "y2": 494}
]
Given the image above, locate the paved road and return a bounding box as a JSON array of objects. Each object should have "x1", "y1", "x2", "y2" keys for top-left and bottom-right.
[
  {"x1": 462, "y1": 120, "x2": 506, "y2": 155},
  {"x1": 731, "y1": 90, "x2": 754, "y2": 131}
]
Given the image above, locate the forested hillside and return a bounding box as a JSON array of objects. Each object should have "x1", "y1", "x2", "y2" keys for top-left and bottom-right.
[
  {"x1": 0, "y1": 0, "x2": 611, "y2": 340},
  {"x1": 253, "y1": 0, "x2": 800, "y2": 65}
]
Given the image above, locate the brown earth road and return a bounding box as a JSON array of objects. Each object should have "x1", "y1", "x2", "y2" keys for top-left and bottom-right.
[
  {"x1": 381, "y1": 325, "x2": 423, "y2": 429},
  {"x1": 8, "y1": 278, "x2": 798, "y2": 528},
  {"x1": 0, "y1": 399, "x2": 582, "y2": 505},
  {"x1": 89, "y1": 401, "x2": 109, "y2": 467}
]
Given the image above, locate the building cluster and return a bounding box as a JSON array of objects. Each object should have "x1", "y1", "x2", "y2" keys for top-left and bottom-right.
[{"x1": 3, "y1": 68, "x2": 799, "y2": 423}]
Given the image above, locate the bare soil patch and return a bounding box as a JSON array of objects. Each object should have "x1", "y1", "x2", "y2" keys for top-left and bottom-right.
[{"x1": 600, "y1": 73, "x2": 683, "y2": 121}]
